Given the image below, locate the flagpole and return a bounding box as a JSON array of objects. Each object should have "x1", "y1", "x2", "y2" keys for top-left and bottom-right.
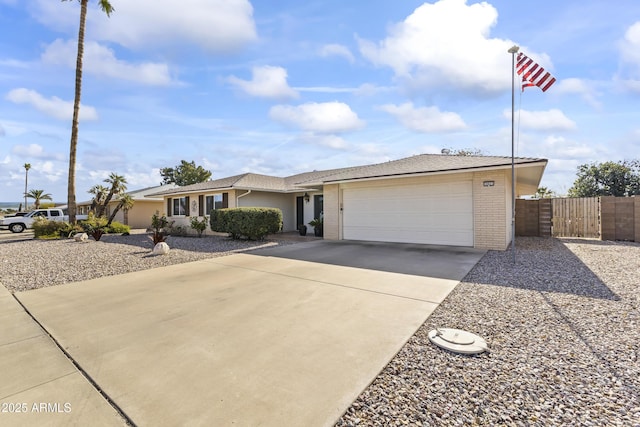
[{"x1": 508, "y1": 45, "x2": 519, "y2": 263}]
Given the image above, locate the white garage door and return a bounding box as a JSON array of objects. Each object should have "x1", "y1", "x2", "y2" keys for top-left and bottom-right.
[{"x1": 342, "y1": 179, "x2": 473, "y2": 246}]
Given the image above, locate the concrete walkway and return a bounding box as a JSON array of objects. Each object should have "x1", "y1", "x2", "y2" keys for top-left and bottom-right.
[
  {"x1": 4, "y1": 243, "x2": 484, "y2": 426},
  {"x1": 0, "y1": 286, "x2": 125, "y2": 426}
]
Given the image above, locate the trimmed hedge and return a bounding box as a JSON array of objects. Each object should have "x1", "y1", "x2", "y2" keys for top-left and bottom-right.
[{"x1": 210, "y1": 207, "x2": 282, "y2": 240}]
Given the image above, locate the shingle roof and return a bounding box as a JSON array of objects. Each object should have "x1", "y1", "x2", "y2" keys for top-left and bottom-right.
[
  {"x1": 125, "y1": 183, "x2": 178, "y2": 200},
  {"x1": 147, "y1": 154, "x2": 547, "y2": 196},
  {"x1": 296, "y1": 154, "x2": 546, "y2": 185}
]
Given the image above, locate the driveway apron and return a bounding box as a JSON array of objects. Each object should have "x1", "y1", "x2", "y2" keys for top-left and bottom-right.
[{"x1": 13, "y1": 241, "x2": 485, "y2": 426}]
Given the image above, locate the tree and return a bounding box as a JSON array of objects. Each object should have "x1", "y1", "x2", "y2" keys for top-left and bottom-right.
[
  {"x1": 88, "y1": 184, "x2": 109, "y2": 214},
  {"x1": 25, "y1": 189, "x2": 53, "y2": 209},
  {"x1": 23, "y1": 163, "x2": 31, "y2": 210},
  {"x1": 101, "y1": 173, "x2": 127, "y2": 214},
  {"x1": 88, "y1": 173, "x2": 127, "y2": 217},
  {"x1": 64, "y1": 0, "x2": 114, "y2": 224},
  {"x1": 567, "y1": 160, "x2": 640, "y2": 197},
  {"x1": 160, "y1": 160, "x2": 212, "y2": 186},
  {"x1": 535, "y1": 187, "x2": 555, "y2": 199},
  {"x1": 107, "y1": 193, "x2": 134, "y2": 225}
]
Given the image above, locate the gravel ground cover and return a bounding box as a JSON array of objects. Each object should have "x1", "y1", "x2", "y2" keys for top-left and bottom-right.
[
  {"x1": 0, "y1": 232, "x2": 291, "y2": 293},
  {"x1": 336, "y1": 237, "x2": 640, "y2": 426}
]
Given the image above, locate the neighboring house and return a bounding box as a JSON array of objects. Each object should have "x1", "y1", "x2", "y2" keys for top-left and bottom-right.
[
  {"x1": 78, "y1": 184, "x2": 178, "y2": 229},
  {"x1": 148, "y1": 154, "x2": 547, "y2": 250}
]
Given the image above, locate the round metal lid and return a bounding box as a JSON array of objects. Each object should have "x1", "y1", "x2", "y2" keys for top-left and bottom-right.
[{"x1": 428, "y1": 328, "x2": 488, "y2": 355}]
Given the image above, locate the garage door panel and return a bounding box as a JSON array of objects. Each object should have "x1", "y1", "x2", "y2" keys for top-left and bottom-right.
[
  {"x1": 344, "y1": 226, "x2": 472, "y2": 246},
  {"x1": 342, "y1": 180, "x2": 473, "y2": 246}
]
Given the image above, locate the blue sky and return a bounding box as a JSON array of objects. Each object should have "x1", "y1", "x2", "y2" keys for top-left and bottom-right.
[{"x1": 2, "y1": 0, "x2": 640, "y2": 203}]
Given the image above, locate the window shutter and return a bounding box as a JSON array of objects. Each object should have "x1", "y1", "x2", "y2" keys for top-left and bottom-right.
[
  {"x1": 198, "y1": 195, "x2": 204, "y2": 216},
  {"x1": 185, "y1": 196, "x2": 190, "y2": 217},
  {"x1": 167, "y1": 198, "x2": 172, "y2": 217},
  {"x1": 222, "y1": 192, "x2": 229, "y2": 208}
]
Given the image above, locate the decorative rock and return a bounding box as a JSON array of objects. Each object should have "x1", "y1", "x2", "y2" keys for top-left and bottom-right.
[
  {"x1": 74, "y1": 233, "x2": 88, "y2": 242},
  {"x1": 152, "y1": 242, "x2": 170, "y2": 255}
]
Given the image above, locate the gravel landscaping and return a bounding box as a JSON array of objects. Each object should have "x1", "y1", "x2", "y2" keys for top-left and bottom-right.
[
  {"x1": 1, "y1": 234, "x2": 638, "y2": 426},
  {"x1": 0, "y1": 232, "x2": 292, "y2": 293},
  {"x1": 336, "y1": 238, "x2": 640, "y2": 427}
]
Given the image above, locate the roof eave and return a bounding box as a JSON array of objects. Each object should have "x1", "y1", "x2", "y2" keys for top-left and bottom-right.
[{"x1": 300, "y1": 160, "x2": 548, "y2": 186}]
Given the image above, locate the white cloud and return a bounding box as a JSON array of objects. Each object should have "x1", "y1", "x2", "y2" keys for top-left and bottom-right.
[
  {"x1": 358, "y1": 0, "x2": 541, "y2": 95},
  {"x1": 0, "y1": 123, "x2": 5, "y2": 137},
  {"x1": 379, "y1": 102, "x2": 466, "y2": 133},
  {"x1": 555, "y1": 78, "x2": 601, "y2": 109},
  {"x1": 6, "y1": 88, "x2": 98, "y2": 121},
  {"x1": 504, "y1": 109, "x2": 575, "y2": 132},
  {"x1": 269, "y1": 102, "x2": 365, "y2": 133},
  {"x1": 618, "y1": 21, "x2": 640, "y2": 92},
  {"x1": 227, "y1": 66, "x2": 298, "y2": 99},
  {"x1": 542, "y1": 135, "x2": 597, "y2": 159},
  {"x1": 319, "y1": 44, "x2": 355, "y2": 63},
  {"x1": 619, "y1": 22, "x2": 640, "y2": 65},
  {"x1": 42, "y1": 39, "x2": 173, "y2": 86},
  {"x1": 35, "y1": 0, "x2": 257, "y2": 53}
]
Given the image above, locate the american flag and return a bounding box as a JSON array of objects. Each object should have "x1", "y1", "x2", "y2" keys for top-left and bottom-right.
[{"x1": 516, "y1": 52, "x2": 556, "y2": 92}]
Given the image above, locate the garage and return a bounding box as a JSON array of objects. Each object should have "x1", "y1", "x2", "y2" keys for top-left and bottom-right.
[{"x1": 342, "y1": 177, "x2": 474, "y2": 246}]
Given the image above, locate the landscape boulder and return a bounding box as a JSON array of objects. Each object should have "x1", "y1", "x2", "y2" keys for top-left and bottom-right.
[{"x1": 152, "y1": 242, "x2": 170, "y2": 255}]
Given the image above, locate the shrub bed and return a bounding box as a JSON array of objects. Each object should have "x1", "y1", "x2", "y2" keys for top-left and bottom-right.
[
  {"x1": 210, "y1": 207, "x2": 282, "y2": 240},
  {"x1": 33, "y1": 218, "x2": 80, "y2": 239}
]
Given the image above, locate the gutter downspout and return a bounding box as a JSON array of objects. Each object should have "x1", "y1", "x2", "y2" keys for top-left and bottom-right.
[{"x1": 236, "y1": 190, "x2": 252, "y2": 207}]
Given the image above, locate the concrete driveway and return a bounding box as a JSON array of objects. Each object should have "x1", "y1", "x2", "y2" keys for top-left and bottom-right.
[{"x1": 10, "y1": 241, "x2": 485, "y2": 426}]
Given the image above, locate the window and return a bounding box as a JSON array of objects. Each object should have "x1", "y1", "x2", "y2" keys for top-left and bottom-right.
[
  {"x1": 205, "y1": 194, "x2": 223, "y2": 214},
  {"x1": 172, "y1": 197, "x2": 187, "y2": 216},
  {"x1": 50, "y1": 210, "x2": 60, "y2": 217}
]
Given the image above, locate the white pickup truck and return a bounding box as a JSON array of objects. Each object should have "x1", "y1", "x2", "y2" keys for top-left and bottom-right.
[{"x1": 0, "y1": 208, "x2": 87, "y2": 233}]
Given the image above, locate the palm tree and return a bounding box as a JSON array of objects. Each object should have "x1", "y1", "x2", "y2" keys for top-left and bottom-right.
[
  {"x1": 64, "y1": 0, "x2": 114, "y2": 224},
  {"x1": 101, "y1": 173, "x2": 127, "y2": 215},
  {"x1": 23, "y1": 163, "x2": 31, "y2": 210},
  {"x1": 25, "y1": 189, "x2": 53, "y2": 210},
  {"x1": 88, "y1": 184, "x2": 109, "y2": 214},
  {"x1": 108, "y1": 193, "x2": 134, "y2": 225}
]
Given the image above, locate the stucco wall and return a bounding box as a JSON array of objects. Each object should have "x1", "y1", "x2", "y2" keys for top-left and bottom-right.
[
  {"x1": 237, "y1": 191, "x2": 295, "y2": 231},
  {"x1": 114, "y1": 200, "x2": 164, "y2": 229}
]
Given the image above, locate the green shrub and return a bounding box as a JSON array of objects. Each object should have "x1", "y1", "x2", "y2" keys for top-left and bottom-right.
[
  {"x1": 150, "y1": 212, "x2": 172, "y2": 244},
  {"x1": 190, "y1": 216, "x2": 208, "y2": 237},
  {"x1": 33, "y1": 218, "x2": 77, "y2": 239},
  {"x1": 79, "y1": 213, "x2": 109, "y2": 241},
  {"x1": 106, "y1": 221, "x2": 130, "y2": 234},
  {"x1": 210, "y1": 207, "x2": 282, "y2": 240}
]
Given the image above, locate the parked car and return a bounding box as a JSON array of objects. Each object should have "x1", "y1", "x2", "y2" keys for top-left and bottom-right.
[{"x1": 0, "y1": 209, "x2": 87, "y2": 233}]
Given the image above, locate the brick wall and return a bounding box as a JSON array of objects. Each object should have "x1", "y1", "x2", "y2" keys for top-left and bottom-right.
[
  {"x1": 473, "y1": 170, "x2": 509, "y2": 250},
  {"x1": 323, "y1": 184, "x2": 340, "y2": 240}
]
